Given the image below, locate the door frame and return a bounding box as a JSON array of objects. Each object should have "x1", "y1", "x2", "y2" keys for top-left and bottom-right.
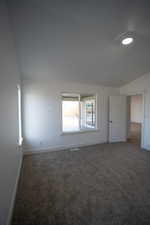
[{"x1": 125, "y1": 91, "x2": 145, "y2": 149}]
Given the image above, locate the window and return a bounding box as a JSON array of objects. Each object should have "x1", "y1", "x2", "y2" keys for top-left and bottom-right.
[
  {"x1": 17, "y1": 85, "x2": 23, "y2": 146},
  {"x1": 62, "y1": 93, "x2": 97, "y2": 133}
]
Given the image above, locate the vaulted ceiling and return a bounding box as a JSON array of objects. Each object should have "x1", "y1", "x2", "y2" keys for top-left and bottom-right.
[{"x1": 7, "y1": 0, "x2": 150, "y2": 86}]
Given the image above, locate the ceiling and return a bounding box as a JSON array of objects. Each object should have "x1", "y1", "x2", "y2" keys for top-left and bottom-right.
[{"x1": 7, "y1": 0, "x2": 150, "y2": 87}]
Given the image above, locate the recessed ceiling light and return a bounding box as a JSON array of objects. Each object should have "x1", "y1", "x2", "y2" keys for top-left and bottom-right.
[{"x1": 121, "y1": 37, "x2": 134, "y2": 45}]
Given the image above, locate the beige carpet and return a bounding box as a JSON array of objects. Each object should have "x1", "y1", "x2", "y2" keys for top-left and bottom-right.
[{"x1": 12, "y1": 143, "x2": 150, "y2": 225}]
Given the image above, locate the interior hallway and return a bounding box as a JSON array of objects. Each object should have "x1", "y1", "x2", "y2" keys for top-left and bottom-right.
[
  {"x1": 12, "y1": 143, "x2": 150, "y2": 225},
  {"x1": 128, "y1": 122, "x2": 141, "y2": 145}
]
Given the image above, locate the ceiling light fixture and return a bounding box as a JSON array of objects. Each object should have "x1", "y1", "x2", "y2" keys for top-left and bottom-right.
[{"x1": 121, "y1": 37, "x2": 134, "y2": 45}]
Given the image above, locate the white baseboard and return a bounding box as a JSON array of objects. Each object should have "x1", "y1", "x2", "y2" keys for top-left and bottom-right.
[
  {"x1": 23, "y1": 141, "x2": 107, "y2": 155},
  {"x1": 7, "y1": 152, "x2": 23, "y2": 225}
]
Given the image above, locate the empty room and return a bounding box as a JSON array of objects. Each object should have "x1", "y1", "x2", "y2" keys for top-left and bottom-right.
[{"x1": 1, "y1": 0, "x2": 150, "y2": 225}]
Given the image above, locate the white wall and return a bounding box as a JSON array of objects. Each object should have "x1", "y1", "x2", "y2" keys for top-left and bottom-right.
[
  {"x1": 22, "y1": 80, "x2": 119, "y2": 153},
  {"x1": 130, "y1": 95, "x2": 143, "y2": 123},
  {"x1": 120, "y1": 73, "x2": 150, "y2": 150},
  {"x1": 0, "y1": 1, "x2": 22, "y2": 225}
]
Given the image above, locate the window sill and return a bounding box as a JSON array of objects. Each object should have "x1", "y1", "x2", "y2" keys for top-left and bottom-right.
[{"x1": 61, "y1": 129, "x2": 99, "y2": 135}]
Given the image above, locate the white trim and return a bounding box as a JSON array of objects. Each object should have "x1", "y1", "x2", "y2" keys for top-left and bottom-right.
[
  {"x1": 23, "y1": 141, "x2": 106, "y2": 155},
  {"x1": 7, "y1": 152, "x2": 23, "y2": 225},
  {"x1": 18, "y1": 137, "x2": 23, "y2": 147},
  {"x1": 79, "y1": 94, "x2": 81, "y2": 131},
  {"x1": 61, "y1": 128, "x2": 99, "y2": 135},
  {"x1": 17, "y1": 85, "x2": 23, "y2": 147}
]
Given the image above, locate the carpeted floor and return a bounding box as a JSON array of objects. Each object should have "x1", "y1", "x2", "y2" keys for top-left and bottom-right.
[{"x1": 12, "y1": 143, "x2": 150, "y2": 225}]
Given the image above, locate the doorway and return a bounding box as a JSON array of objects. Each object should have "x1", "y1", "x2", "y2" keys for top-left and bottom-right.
[{"x1": 127, "y1": 95, "x2": 143, "y2": 146}]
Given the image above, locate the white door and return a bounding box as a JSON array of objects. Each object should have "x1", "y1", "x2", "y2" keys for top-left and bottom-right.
[{"x1": 109, "y1": 96, "x2": 127, "y2": 143}]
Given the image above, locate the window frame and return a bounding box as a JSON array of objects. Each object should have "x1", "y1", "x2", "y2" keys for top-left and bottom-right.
[
  {"x1": 61, "y1": 92, "x2": 98, "y2": 134},
  {"x1": 17, "y1": 85, "x2": 23, "y2": 146}
]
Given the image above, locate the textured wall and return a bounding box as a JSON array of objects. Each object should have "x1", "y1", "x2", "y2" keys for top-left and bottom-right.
[{"x1": 22, "y1": 80, "x2": 119, "y2": 152}]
